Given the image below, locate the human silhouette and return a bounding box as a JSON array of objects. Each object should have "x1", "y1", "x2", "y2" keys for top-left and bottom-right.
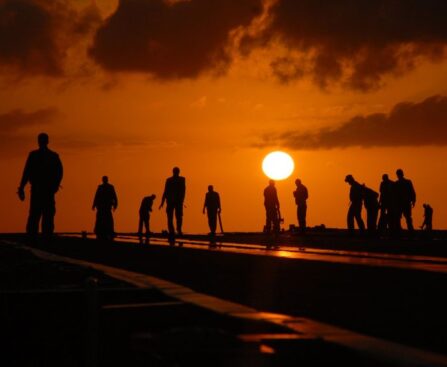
[
  {"x1": 395, "y1": 169, "x2": 416, "y2": 232},
  {"x1": 378, "y1": 174, "x2": 396, "y2": 232},
  {"x1": 92, "y1": 176, "x2": 118, "y2": 240},
  {"x1": 293, "y1": 179, "x2": 308, "y2": 232},
  {"x1": 138, "y1": 194, "x2": 156, "y2": 238},
  {"x1": 362, "y1": 185, "x2": 379, "y2": 234},
  {"x1": 264, "y1": 180, "x2": 280, "y2": 234},
  {"x1": 18, "y1": 133, "x2": 63, "y2": 236},
  {"x1": 203, "y1": 185, "x2": 221, "y2": 236},
  {"x1": 421, "y1": 204, "x2": 433, "y2": 231},
  {"x1": 159, "y1": 167, "x2": 186, "y2": 236},
  {"x1": 345, "y1": 175, "x2": 365, "y2": 232}
]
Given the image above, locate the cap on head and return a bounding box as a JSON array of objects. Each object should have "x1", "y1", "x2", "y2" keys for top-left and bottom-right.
[
  {"x1": 173, "y1": 167, "x2": 180, "y2": 176},
  {"x1": 295, "y1": 179, "x2": 301, "y2": 185},
  {"x1": 396, "y1": 169, "x2": 404, "y2": 178},
  {"x1": 38, "y1": 133, "x2": 49, "y2": 148},
  {"x1": 102, "y1": 176, "x2": 108, "y2": 183},
  {"x1": 345, "y1": 174, "x2": 354, "y2": 183}
]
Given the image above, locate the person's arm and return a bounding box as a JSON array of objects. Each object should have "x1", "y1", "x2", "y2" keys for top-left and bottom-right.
[
  {"x1": 180, "y1": 177, "x2": 186, "y2": 203},
  {"x1": 159, "y1": 180, "x2": 167, "y2": 209},
  {"x1": 217, "y1": 193, "x2": 221, "y2": 213},
  {"x1": 112, "y1": 187, "x2": 118, "y2": 210},
  {"x1": 410, "y1": 181, "x2": 416, "y2": 207},
  {"x1": 92, "y1": 188, "x2": 98, "y2": 210},
  {"x1": 54, "y1": 154, "x2": 63, "y2": 193},
  {"x1": 18, "y1": 153, "x2": 32, "y2": 200},
  {"x1": 203, "y1": 194, "x2": 207, "y2": 214}
]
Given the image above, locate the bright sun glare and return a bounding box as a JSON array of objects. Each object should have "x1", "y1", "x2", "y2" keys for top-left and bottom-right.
[{"x1": 262, "y1": 151, "x2": 295, "y2": 180}]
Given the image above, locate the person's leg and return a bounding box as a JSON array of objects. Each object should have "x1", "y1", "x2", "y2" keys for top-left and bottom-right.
[
  {"x1": 403, "y1": 204, "x2": 414, "y2": 231},
  {"x1": 208, "y1": 211, "x2": 217, "y2": 234},
  {"x1": 175, "y1": 203, "x2": 183, "y2": 234},
  {"x1": 42, "y1": 193, "x2": 55, "y2": 236},
  {"x1": 27, "y1": 191, "x2": 42, "y2": 235},
  {"x1": 166, "y1": 205, "x2": 175, "y2": 235},
  {"x1": 144, "y1": 217, "x2": 150, "y2": 235},
  {"x1": 347, "y1": 205, "x2": 355, "y2": 231},
  {"x1": 354, "y1": 203, "x2": 365, "y2": 231},
  {"x1": 138, "y1": 216, "x2": 143, "y2": 236}
]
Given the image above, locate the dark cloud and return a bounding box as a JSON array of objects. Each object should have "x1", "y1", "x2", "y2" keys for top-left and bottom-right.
[
  {"x1": 0, "y1": 107, "x2": 59, "y2": 132},
  {"x1": 243, "y1": 0, "x2": 447, "y2": 90},
  {"x1": 0, "y1": 0, "x2": 101, "y2": 77},
  {"x1": 262, "y1": 95, "x2": 447, "y2": 149},
  {"x1": 89, "y1": 0, "x2": 263, "y2": 78},
  {"x1": 0, "y1": 107, "x2": 59, "y2": 155}
]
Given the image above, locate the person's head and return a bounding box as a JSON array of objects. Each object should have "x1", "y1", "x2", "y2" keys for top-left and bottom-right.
[
  {"x1": 102, "y1": 176, "x2": 108, "y2": 184},
  {"x1": 173, "y1": 167, "x2": 180, "y2": 176},
  {"x1": 396, "y1": 169, "x2": 404, "y2": 179},
  {"x1": 37, "y1": 133, "x2": 49, "y2": 149},
  {"x1": 208, "y1": 185, "x2": 214, "y2": 192},
  {"x1": 345, "y1": 174, "x2": 354, "y2": 185},
  {"x1": 150, "y1": 194, "x2": 156, "y2": 200},
  {"x1": 295, "y1": 179, "x2": 302, "y2": 186},
  {"x1": 382, "y1": 174, "x2": 389, "y2": 181},
  {"x1": 269, "y1": 179, "x2": 275, "y2": 187}
]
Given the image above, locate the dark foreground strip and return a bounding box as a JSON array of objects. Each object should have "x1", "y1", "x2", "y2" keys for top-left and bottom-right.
[{"x1": 12, "y1": 241, "x2": 447, "y2": 367}]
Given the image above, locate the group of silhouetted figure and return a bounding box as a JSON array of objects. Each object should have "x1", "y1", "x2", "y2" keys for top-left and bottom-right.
[
  {"x1": 17, "y1": 134, "x2": 434, "y2": 240},
  {"x1": 344, "y1": 172, "x2": 432, "y2": 236}
]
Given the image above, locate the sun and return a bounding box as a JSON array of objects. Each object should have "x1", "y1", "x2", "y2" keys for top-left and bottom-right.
[{"x1": 262, "y1": 151, "x2": 295, "y2": 180}]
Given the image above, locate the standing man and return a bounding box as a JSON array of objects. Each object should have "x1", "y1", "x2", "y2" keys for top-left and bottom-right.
[
  {"x1": 138, "y1": 194, "x2": 156, "y2": 238},
  {"x1": 18, "y1": 133, "x2": 63, "y2": 236},
  {"x1": 345, "y1": 175, "x2": 365, "y2": 233},
  {"x1": 378, "y1": 174, "x2": 395, "y2": 232},
  {"x1": 395, "y1": 169, "x2": 416, "y2": 232},
  {"x1": 203, "y1": 185, "x2": 221, "y2": 235},
  {"x1": 264, "y1": 180, "x2": 280, "y2": 234},
  {"x1": 92, "y1": 176, "x2": 118, "y2": 240},
  {"x1": 293, "y1": 179, "x2": 308, "y2": 232},
  {"x1": 362, "y1": 185, "x2": 379, "y2": 234},
  {"x1": 159, "y1": 167, "x2": 186, "y2": 236}
]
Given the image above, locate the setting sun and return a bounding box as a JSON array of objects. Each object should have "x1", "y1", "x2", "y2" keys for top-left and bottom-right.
[{"x1": 262, "y1": 151, "x2": 295, "y2": 180}]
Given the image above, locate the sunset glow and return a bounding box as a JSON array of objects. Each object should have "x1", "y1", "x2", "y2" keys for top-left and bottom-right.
[{"x1": 0, "y1": 0, "x2": 446, "y2": 233}]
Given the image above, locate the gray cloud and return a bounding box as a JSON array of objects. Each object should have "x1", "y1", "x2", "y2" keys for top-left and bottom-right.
[
  {"x1": 0, "y1": 0, "x2": 101, "y2": 77},
  {"x1": 262, "y1": 95, "x2": 447, "y2": 149},
  {"x1": 89, "y1": 0, "x2": 263, "y2": 78},
  {"x1": 0, "y1": 108, "x2": 59, "y2": 132},
  {"x1": 242, "y1": 0, "x2": 447, "y2": 90}
]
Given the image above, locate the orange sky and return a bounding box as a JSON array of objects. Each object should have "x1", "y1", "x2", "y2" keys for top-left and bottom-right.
[{"x1": 1, "y1": 0, "x2": 447, "y2": 233}]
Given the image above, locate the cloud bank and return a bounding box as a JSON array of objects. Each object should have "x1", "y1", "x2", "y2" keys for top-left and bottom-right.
[
  {"x1": 89, "y1": 0, "x2": 263, "y2": 78},
  {"x1": 0, "y1": 0, "x2": 101, "y2": 77},
  {"x1": 245, "y1": 0, "x2": 447, "y2": 90},
  {"x1": 2, "y1": 0, "x2": 447, "y2": 89},
  {"x1": 262, "y1": 95, "x2": 447, "y2": 149}
]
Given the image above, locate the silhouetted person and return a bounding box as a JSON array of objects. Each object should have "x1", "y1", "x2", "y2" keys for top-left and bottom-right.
[
  {"x1": 264, "y1": 180, "x2": 280, "y2": 234},
  {"x1": 363, "y1": 185, "x2": 379, "y2": 234},
  {"x1": 421, "y1": 204, "x2": 433, "y2": 231},
  {"x1": 345, "y1": 175, "x2": 365, "y2": 233},
  {"x1": 18, "y1": 133, "x2": 63, "y2": 236},
  {"x1": 92, "y1": 176, "x2": 118, "y2": 240},
  {"x1": 293, "y1": 179, "x2": 308, "y2": 232},
  {"x1": 203, "y1": 185, "x2": 221, "y2": 235},
  {"x1": 378, "y1": 174, "x2": 396, "y2": 232},
  {"x1": 138, "y1": 194, "x2": 156, "y2": 238},
  {"x1": 395, "y1": 169, "x2": 416, "y2": 232},
  {"x1": 159, "y1": 167, "x2": 186, "y2": 236}
]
